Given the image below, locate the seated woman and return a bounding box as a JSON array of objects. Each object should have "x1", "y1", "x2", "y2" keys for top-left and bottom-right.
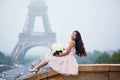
[{"x1": 29, "y1": 30, "x2": 87, "y2": 75}]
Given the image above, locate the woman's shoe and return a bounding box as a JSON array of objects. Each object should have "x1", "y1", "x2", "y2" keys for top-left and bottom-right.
[{"x1": 29, "y1": 68, "x2": 39, "y2": 73}]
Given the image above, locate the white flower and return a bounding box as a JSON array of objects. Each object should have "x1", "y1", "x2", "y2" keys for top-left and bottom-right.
[{"x1": 51, "y1": 42, "x2": 64, "y2": 56}]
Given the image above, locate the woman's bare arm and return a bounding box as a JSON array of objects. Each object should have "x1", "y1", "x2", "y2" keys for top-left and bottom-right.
[{"x1": 58, "y1": 41, "x2": 75, "y2": 57}]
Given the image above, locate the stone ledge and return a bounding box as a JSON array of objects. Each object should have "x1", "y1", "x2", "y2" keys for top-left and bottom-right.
[
  {"x1": 22, "y1": 64, "x2": 120, "y2": 80},
  {"x1": 79, "y1": 64, "x2": 120, "y2": 71}
]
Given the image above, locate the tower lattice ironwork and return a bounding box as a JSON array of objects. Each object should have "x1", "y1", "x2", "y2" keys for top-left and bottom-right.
[{"x1": 11, "y1": 0, "x2": 56, "y2": 64}]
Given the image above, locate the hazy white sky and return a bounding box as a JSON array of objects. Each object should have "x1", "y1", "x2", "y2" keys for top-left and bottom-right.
[{"x1": 0, "y1": 0, "x2": 120, "y2": 54}]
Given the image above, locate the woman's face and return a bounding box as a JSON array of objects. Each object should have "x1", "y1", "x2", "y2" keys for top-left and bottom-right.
[{"x1": 71, "y1": 32, "x2": 77, "y2": 40}]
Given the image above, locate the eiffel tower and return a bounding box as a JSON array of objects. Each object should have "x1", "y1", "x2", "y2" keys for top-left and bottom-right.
[{"x1": 11, "y1": 0, "x2": 56, "y2": 64}]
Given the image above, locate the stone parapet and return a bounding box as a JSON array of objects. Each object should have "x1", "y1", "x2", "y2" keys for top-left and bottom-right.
[{"x1": 22, "y1": 64, "x2": 120, "y2": 80}]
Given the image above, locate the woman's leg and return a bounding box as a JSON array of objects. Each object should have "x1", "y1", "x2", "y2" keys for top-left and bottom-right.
[
  {"x1": 34, "y1": 59, "x2": 48, "y2": 69},
  {"x1": 29, "y1": 59, "x2": 48, "y2": 72}
]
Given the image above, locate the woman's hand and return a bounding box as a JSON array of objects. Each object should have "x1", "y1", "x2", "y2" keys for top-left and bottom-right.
[
  {"x1": 56, "y1": 41, "x2": 75, "y2": 57},
  {"x1": 55, "y1": 52, "x2": 63, "y2": 57}
]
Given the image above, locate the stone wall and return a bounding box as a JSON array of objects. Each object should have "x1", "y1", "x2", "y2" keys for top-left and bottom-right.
[{"x1": 22, "y1": 64, "x2": 120, "y2": 80}]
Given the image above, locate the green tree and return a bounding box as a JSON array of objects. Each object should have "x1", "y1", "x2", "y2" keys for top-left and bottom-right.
[
  {"x1": 75, "y1": 50, "x2": 102, "y2": 64},
  {"x1": 0, "y1": 51, "x2": 12, "y2": 65},
  {"x1": 110, "y1": 51, "x2": 120, "y2": 63},
  {"x1": 5, "y1": 56, "x2": 12, "y2": 65},
  {"x1": 89, "y1": 50, "x2": 101, "y2": 63},
  {"x1": 75, "y1": 55, "x2": 91, "y2": 64},
  {"x1": 95, "y1": 52, "x2": 111, "y2": 64},
  {"x1": 0, "y1": 51, "x2": 6, "y2": 64}
]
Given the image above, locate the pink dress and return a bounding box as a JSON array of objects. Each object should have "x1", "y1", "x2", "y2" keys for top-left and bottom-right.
[{"x1": 46, "y1": 47, "x2": 78, "y2": 76}]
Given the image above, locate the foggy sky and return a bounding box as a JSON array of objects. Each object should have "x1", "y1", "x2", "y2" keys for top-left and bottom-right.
[{"x1": 0, "y1": 0, "x2": 120, "y2": 54}]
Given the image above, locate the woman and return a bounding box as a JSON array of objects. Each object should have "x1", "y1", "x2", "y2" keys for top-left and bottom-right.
[{"x1": 29, "y1": 30, "x2": 87, "y2": 75}]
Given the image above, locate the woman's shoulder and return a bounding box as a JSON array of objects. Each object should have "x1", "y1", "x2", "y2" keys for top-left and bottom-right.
[{"x1": 69, "y1": 41, "x2": 75, "y2": 45}]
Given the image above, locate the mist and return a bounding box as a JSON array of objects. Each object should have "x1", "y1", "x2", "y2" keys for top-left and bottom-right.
[{"x1": 0, "y1": 0, "x2": 120, "y2": 55}]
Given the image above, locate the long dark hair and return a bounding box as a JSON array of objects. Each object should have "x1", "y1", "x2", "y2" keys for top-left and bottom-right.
[{"x1": 74, "y1": 30, "x2": 87, "y2": 57}]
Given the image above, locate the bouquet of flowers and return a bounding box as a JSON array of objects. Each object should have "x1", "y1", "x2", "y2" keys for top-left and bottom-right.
[{"x1": 51, "y1": 43, "x2": 64, "y2": 56}]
